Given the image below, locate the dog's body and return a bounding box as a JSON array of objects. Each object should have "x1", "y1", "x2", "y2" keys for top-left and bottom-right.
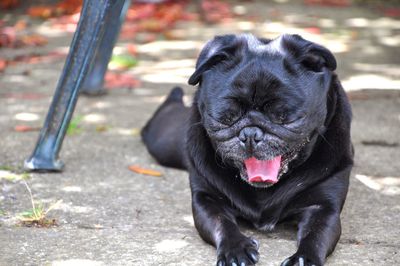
[{"x1": 142, "y1": 34, "x2": 353, "y2": 266}]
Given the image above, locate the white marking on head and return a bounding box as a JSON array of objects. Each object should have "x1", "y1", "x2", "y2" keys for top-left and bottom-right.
[
  {"x1": 206, "y1": 43, "x2": 219, "y2": 58},
  {"x1": 241, "y1": 33, "x2": 266, "y2": 53},
  {"x1": 240, "y1": 33, "x2": 286, "y2": 55},
  {"x1": 267, "y1": 35, "x2": 285, "y2": 55}
]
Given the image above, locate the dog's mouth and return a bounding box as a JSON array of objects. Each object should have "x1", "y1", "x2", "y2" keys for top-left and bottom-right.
[
  {"x1": 244, "y1": 156, "x2": 282, "y2": 184},
  {"x1": 238, "y1": 149, "x2": 300, "y2": 188}
]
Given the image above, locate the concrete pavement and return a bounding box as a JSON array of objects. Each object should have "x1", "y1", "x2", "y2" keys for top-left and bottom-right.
[{"x1": 1, "y1": 1, "x2": 399, "y2": 265}]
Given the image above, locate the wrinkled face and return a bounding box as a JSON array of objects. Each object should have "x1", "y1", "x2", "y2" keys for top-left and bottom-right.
[{"x1": 190, "y1": 34, "x2": 336, "y2": 188}]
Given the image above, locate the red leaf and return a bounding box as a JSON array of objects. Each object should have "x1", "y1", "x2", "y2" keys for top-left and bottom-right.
[
  {"x1": 303, "y1": 0, "x2": 350, "y2": 7},
  {"x1": 27, "y1": 6, "x2": 53, "y2": 19},
  {"x1": 128, "y1": 165, "x2": 162, "y2": 177},
  {"x1": 380, "y1": 7, "x2": 400, "y2": 18},
  {"x1": 0, "y1": 59, "x2": 6, "y2": 72},
  {"x1": 14, "y1": 125, "x2": 41, "y2": 132},
  {"x1": 0, "y1": 0, "x2": 19, "y2": 9},
  {"x1": 127, "y1": 44, "x2": 138, "y2": 56},
  {"x1": 104, "y1": 72, "x2": 140, "y2": 89},
  {"x1": 305, "y1": 27, "x2": 321, "y2": 35}
]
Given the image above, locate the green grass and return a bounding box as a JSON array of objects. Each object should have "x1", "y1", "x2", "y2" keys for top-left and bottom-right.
[
  {"x1": 67, "y1": 114, "x2": 84, "y2": 135},
  {"x1": 0, "y1": 166, "x2": 14, "y2": 171},
  {"x1": 0, "y1": 170, "x2": 30, "y2": 181},
  {"x1": 17, "y1": 181, "x2": 61, "y2": 227}
]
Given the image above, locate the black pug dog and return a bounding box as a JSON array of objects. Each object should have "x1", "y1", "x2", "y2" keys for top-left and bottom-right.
[{"x1": 141, "y1": 33, "x2": 354, "y2": 266}]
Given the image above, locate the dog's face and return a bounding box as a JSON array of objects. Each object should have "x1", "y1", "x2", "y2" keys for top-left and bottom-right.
[{"x1": 189, "y1": 34, "x2": 337, "y2": 188}]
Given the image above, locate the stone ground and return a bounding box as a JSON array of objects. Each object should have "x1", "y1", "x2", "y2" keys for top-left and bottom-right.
[{"x1": 0, "y1": 1, "x2": 400, "y2": 265}]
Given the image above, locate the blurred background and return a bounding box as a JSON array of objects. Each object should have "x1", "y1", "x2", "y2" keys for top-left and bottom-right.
[{"x1": 1, "y1": 0, "x2": 400, "y2": 90}]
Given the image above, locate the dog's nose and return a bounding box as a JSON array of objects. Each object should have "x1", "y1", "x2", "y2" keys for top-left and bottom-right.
[{"x1": 239, "y1": 127, "x2": 264, "y2": 147}]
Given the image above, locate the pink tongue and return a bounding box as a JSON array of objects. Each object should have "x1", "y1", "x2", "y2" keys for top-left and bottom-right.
[{"x1": 244, "y1": 156, "x2": 282, "y2": 183}]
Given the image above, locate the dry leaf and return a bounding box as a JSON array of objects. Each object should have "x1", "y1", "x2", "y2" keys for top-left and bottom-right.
[
  {"x1": 0, "y1": 0, "x2": 19, "y2": 9},
  {"x1": 20, "y1": 34, "x2": 48, "y2": 46},
  {"x1": 127, "y1": 44, "x2": 138, "y2": 56},
  {"x1": 0, "y1": 59, "x2": 6, "y2": 72},
  {"x1": 128, "y1": 165, "x2": 162, "y2": 177},
  {"x1": 14, "y1": 125, "x2": 41, "y2": 132},
  {"x1": 104, "y1": 72, "x2": 140, "y2": 89},
  {"x1": 95, "y1": 125, "x2": 109, "y2": 132},
  {"x1": 27, "y1": 6, "x2": 53, "y2": 18}
]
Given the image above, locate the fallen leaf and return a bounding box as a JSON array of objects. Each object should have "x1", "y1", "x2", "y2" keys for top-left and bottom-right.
[
  {"x1": 49, "y1": 13, "x2": 81, "y2": 32},
  {"x1": 127, "y1": 44, "x2": 138, "y2": 56},
  {"x1": 201, "y1": 0, "x2": 232, "y2": 23},
  {"x1": 138, "y1": 18, "x2": 167, "y2": 33},
  {"x1": 0, "y1": 59, "x2": 6, "y2": 72},
  {"x1": 133, "y1": 32, "x2": 157, "y2": 44},
  {"x1": 14, "y1": 20, "x2": 27, "y2": 30},
  {"x1": 128, "y1": 165, "x2": 162, "y2": 177},
  {"x1": 303, "y1": 0, "x2": 350, "y2": 7},
  {"x1": 57, "y1": 0, "x2": 82, "y2": 14},
  {"x1": 20, "y1": 34, "x2": 48, "y2": 46},
  {"x1": 380, "y1": 7, "x2": 400, "y2": 18},
  {"x1": 163, "y1": 30, "x2": 185, "y2": 40},
  {"x1": 0, "y1": 0, "x2": 19, "y2": 9},
  {"x1": 120, "y1": 24, "x2": 139, "y2": 40},
  {"x1": 95, "y1": 125, "x2": 109, "y2": 132},
  {"x1": 27, "y1": 0, "x2": 82, "y2": 19},
  {"x1": 27, "y1": 6, "x2": 53, "y2": 19},
  {"x1": 108, "y1": 54, "x2": 138, "y2": 70},
  {"x1": 304, "y1": 27, "x2": 321, "y2": 35},
  {"x1": 14, "y1": 125, "x2": 41, "y2": 132},
  {"x1": 104, "y1": 72, "x2": 140, "y2": 89},
  {"x1": 126, "y1": 4, "x2": 156, "y2": 21},
  {"x1": 0, "y1": 26, "x2": 18, "y2": 48},
  {"x1": 5, "y1": 51, "x2": 66, "y2": 66}
]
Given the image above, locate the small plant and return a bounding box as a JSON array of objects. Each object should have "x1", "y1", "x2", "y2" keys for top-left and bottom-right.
[
  {"x1": 0, "y1": 169, "x2": 30, "y2": 181},
  {"x1": 66, "y1": 114, "x2": 84, "y2": 135},
  {"x1": 17, "y1": 180, "x2": 62, "y2": 227},
  {"x1": 0, "y1": 165, "x2": 14, "y2": 171}
]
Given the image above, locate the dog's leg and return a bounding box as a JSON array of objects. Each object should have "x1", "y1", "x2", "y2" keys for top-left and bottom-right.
[
  {"x1": 281, "y1": 165, "x2": 352, "y2": 266},
  {"x1": 192, "y1": 190, "x2": 260, "y2": 266},
  {"x1": 281, "y1": 207, "x2": 341, "y2": 266}
]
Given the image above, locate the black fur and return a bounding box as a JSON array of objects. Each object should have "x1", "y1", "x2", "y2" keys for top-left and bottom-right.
[{"x1": 142, "y1": 34, "x2": 353, "y2": 266}]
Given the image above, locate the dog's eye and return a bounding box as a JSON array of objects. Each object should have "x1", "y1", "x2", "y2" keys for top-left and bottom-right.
[
  {"x1": 220, "y1": 110, "x2": 240, "y2": 124},
  {"x1": 220, "y1": 106, "x2": 243, "y2": 125},
  {"x1": 270, "y1": 110, "x2": 305, "y2": 125},
  {"x1": 271, "y1": 113, "x2": 287, "y2": 124},
  {"x1": 216, "y1": 98, "x2": 245, "y2": 124}
]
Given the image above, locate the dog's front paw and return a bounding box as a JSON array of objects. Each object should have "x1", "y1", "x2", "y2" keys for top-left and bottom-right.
[
  {"x1": 216, "y1": 236, "x2": 259, "y2": 266},
  {"x1": 280, "y1": 253, "x2": 321, "y2": 266}
]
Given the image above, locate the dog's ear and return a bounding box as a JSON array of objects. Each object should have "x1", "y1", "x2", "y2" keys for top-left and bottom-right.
[
  {"x1": 282, "y1": 34, "x2": 337, "y2": 72},
  {"x1": 188, "y1": 35, "x2": 239, "y2": 86}
]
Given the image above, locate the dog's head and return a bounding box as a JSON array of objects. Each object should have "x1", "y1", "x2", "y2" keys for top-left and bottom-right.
[{"x1": 188, "y1": 34, "x2": 337, "y2": 188}]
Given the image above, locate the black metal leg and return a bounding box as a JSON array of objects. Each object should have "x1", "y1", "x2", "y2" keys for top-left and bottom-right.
[
  {"x1": 25, "y1": 0, "x2": 129, "y2": 171},
  {"x1": 81, "y1": 0, "x2": 130, "y2": 95}
]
